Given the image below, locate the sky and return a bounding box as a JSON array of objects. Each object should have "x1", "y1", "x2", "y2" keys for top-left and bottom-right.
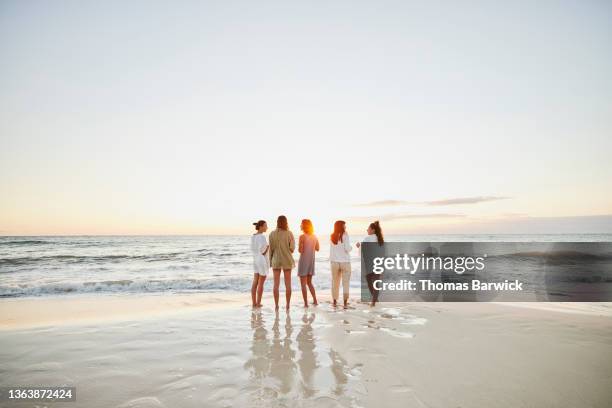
[{"x1": 1, "y1": 0, "x2": 611, "y2": 235}]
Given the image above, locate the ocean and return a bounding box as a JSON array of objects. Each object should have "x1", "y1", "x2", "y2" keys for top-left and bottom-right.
[{"x1": 1, "y1": 234, "x2": 611, "y2": 298}]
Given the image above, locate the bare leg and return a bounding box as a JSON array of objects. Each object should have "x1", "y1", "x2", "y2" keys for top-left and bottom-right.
[
  {"x1": 307, "y1": 275, "x2": 318, "y2": 305},
  {"x1": 256, "y1": 275, "x2": 266, "y2": 306},
  {"x1": 366, "y1": 273, "x2": 375, "y2": 306},
  {"x1": 367, "y1": 273, "x2": 380, "y2": 306},
  {"x1": 283, "y1": 269, "x2": 292, "y2": 310},
  {"x1": 273, "y1": 269, "x2": 281, "y2": 310},
  {"x1": 300, "y1": 276, "x2": 308, "y2": 307},
  {"x1": 250, "y1": 274, "x2": 259, "y2": 307}
]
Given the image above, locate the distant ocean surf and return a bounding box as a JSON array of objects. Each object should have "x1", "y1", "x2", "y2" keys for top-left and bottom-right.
[{"x1": 1, "y1": 235, "x2": 611, "y2": 298}]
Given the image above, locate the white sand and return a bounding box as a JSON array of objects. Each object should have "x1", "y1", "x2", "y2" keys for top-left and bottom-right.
[{"x1": 1, "y1": 294, "x2": 611, "y2": 408}]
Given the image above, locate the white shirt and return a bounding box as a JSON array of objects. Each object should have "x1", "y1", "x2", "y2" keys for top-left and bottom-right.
[
  {"x1": 250, "y1": 234, "x2": 269, "y2": 263},
  {"x1": 330, "y1": 232, "x2": 352, "y2": 262},
  {"x1": 362, "y1": 234, "x2": 377, "y2": 243},
  {"x1": 250, "y1": 233, "x2": 269, "y2": 276}
]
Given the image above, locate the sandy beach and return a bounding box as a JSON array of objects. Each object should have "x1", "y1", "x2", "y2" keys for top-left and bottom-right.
[
  {"x1": 1, "y1": 294, "x2": 611, "y2": 408},
  {"x1": 2, "y1": 0, "x2": 611, "y2": 405}
]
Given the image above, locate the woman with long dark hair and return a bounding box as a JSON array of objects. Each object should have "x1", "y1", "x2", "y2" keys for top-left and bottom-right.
[
  {"x1": 298, "y1": 219, "x2": 319, "y2": 307},
  {"x1": 250, "y1": 220, "x2": 269, "y2": 307},
  {"x1": 269, "y1": 215, "x2": 295, "y2": 310},
  {"x1": 329, "y1": 220, "x2": 352, "y2": 308},
  {"x1": 356, "y1": 220, "x2": 384, "y2": 306}
]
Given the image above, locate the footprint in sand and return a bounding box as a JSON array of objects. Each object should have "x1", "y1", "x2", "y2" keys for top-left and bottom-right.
[
  {"x1": 363, "y1": 320, "x2": 381, "y2": 329},
  {"x1": 379, "y1": 308, "x2": 401, "y2": 319}
]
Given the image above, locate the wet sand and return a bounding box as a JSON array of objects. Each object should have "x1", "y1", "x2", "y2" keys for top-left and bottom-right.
[{"x1": 1, "y1": 294, "x2": 611, "y2": 407}]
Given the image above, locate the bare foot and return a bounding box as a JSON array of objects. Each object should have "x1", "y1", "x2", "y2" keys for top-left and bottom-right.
[
  {"x1": 304, "y1": 303, "x2": 309, "y2": 308},
  {"x1": 313, "y1": 301, "x2": 318, "y2": 306}
]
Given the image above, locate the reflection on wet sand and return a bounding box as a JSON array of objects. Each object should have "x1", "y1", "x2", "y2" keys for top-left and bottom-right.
[
  {"x1": 245, "y1": 310, "x2": 269, "y2": 380},
  {"x1": 244, "y1": 308, "x2": 356, "y2": 406},
  {"x1": 329, "y1": 349, "x2": 349, "y2": 396},
  {"x1": 297, "y1": 312, "x2": 317, "y2": 397},
  {"x1": 269, "y1": 311, "x2": 296, "y2": 394}
]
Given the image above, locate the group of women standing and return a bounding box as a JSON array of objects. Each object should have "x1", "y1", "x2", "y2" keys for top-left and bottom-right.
[{"x1": 249, "y1": 215, "x2": 384, "y2": 310}]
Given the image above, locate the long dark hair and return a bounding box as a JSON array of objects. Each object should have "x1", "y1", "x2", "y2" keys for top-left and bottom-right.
[
  {"x1": 331, "y1": 220, "x2": 346, "y2": 244},
  {"x1": 301, "y1": 219, "x2": 314, "y2": 234},
  {"x1": 370, "y1": 220, "x2": 384, "y2": 246},
  {"x1": 276, "y1": 215, "x2": 288, "y2": 230},
  {"x1": 253, "y1": 220, "x2": 266, "y2": 231}
]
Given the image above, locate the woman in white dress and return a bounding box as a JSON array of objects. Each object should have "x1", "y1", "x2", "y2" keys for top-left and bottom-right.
[{"x1": 250, "y1": 220, "x2": 269, "y2": 308}]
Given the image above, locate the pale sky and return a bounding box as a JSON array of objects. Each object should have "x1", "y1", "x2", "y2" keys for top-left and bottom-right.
[{"x1": 1, "y1": 0, "x2": 611, "y2": 235}]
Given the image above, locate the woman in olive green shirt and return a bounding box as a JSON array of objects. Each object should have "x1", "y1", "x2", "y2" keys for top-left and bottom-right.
[{"x1": 268, "y1": 215, "x2": 295, "y2": 310}]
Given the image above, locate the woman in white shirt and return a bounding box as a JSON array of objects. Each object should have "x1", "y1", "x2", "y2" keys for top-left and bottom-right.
[
  {"x1": 250, "y1": 220, "x2": 269, "y2": 307},
  {"x1": 356, "y1": 221, "x2": 385, "y2": 306},
  {"x1": 329, "y1": 220, "x2": 352, "y2": 308}
]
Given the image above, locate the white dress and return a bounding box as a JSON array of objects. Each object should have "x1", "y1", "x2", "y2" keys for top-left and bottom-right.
[{"x1": 250, "y1": 233, "x2": 269, "y2": 276}]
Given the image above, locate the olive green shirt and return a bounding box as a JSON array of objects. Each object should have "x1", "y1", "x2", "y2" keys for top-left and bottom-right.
[{"x1": 269, "y1": 229, "x2": 295, "y2": 269}]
